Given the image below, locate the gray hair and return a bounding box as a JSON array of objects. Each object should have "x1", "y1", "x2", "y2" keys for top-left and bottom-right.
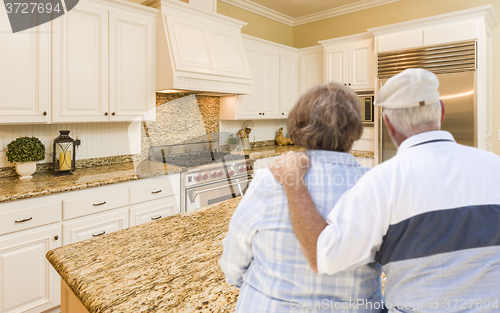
[{"x1": 383, "y1": 101, "x2": 441, "y2": 138}]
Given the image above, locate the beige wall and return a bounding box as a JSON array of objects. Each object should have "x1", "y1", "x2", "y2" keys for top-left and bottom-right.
[{"x1": 217, "y1": 1, "x2": 293, "y2": 46}]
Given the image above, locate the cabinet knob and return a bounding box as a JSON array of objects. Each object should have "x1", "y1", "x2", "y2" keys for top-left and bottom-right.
[
  {"x1": 259, "y1": 113, "x2": 262, "y2": 115},
  {"x1": 43, "y1": 111, "x2": 47, "y2": 116},
  {"x1": 105, "y1": 112, "x2": 108, "y2": 116},
  {"x1": 348, "y1": 83, "x2": 352, "y2": 86},
  {"x1": 262, "y1": 112, "x2": 265, "y2": 116},
  {"x1": 344, "y1": 83, "x2": 347, "y2": 86},
  {"x1": 112, "y1": 112, "x2": 115, "y2": 116},
  {"x1": 282, "y1": 113, "x2": 284, "y2": 115},
  {"x1": 54, "y1": 235, "x2": 59, "y2": 241}
]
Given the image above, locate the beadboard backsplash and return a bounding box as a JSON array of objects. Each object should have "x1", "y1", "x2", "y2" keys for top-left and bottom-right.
[{"x1": 0, "y1": 122, "x2": 141, "y2": 168}]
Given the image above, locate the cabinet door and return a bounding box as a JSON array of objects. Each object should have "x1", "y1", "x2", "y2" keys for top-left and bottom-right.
[
  {"x1": 62, "y1": 209, "x2": 128, "y2": 245},
  {"x1": 129, "y1": 197, "x2": 179, "y2": 227},
  {"x1": 52, "y1": 2, "x2": 109, "y2": 122},
  {"x1": 349, "y1": 39, "x2": 374, "y2": 90},
  {"x1": 238, "y1": 43, "x2": 262, "y2": 119},
  {"x1": 0, "y1": 226, "x2": 61, "y2": 313},
  {"x1": 0, "y1": 7, "x2": 51, "y2": 124},
  {"x1": 260, "y1": 48, "x2": 280, "y2": 119},
  {"x1": 109, "y1": 10, "x2": 156, "y2": 122},
  {"x1": 299, "y1": 52, "x2": 323, "y2": 96},
  {"x1": 280, "y1": 52, "x2": 299, "y2": 119},
  {"x1": 325, "y1": 44, "x2": 347, "y2": 85}
]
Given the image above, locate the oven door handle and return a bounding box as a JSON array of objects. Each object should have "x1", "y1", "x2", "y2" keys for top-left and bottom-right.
[{"x1": 187, "y1": 179, "x2": 251, "y2": 203}]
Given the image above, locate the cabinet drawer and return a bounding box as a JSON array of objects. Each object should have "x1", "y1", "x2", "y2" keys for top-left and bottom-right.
[
  {"x1": 63, "y1": 189, "x2": 129, "y2": 220},
  {"x1": 129, "y1": 180, "x2": 177, "y2": 205},
  {"x1": 62, "y1": 209, "x2": 129, "y2": 245},
  {"x1": 0, "y1": 202, "x2": 61, "y2": 236},
  {"x1": 129, "y1": 197, "x2": 179, "y2": 227}
]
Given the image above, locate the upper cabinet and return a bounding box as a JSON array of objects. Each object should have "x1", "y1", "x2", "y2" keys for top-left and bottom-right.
[
  {"x1": 52, "y1": 2, "x2": 110, "y2": 123},
  {"x1": 0, "y1": 7, "x2": 51, "y2": 124},
  {"x1": 52, "y1": 0, "x2": 157, "y2": 123},
  {"x1": 299, "y1": 46, "x2": 324, "y2": 96},
  {"x1": 321, "y1": 33, "x2": 374, "y2": 90},
  {"x1": 219, "y1": 35, "x2": 299, "y2": 120},
  {"x1": 0, "y1": 0, "x2": 157, "y2": 125}
]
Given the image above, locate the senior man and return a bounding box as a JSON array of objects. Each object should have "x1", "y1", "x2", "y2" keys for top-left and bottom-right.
[{"x1": 270, "y1": 68, "x2": 500, "y2": 312}]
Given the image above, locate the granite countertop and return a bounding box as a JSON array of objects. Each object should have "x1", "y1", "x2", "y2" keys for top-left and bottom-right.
[
  {"x1": 0, "y1": 160, "x2": 184, "y2": 203},
  {"x1": 235, "y1": 144, "x2": 375, "y2": 160},
  {"x1": 47, "y1": 197, "x2": 242, "y2": 313}
]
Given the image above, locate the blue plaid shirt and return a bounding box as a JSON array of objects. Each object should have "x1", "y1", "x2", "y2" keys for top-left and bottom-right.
[{"x1": 220, "y1": 150, "x2": 383, "y2": 312}]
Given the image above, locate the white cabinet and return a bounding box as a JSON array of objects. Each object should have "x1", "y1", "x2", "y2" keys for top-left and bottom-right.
[
  {"x1": 0, "y1": 6, "x2": 51, "y2": 124},
  {"x1": 299, "y1": 46, "x2": 324, "y2": 96},
  {"x1": 219, "y1": 35, "x2": 299, "y2": 120},
  {"x1": 129, "y1": 197, "x2": 179, "y2": 227},
  {"x1": 239, "y1": 40, "x2": 280, "y2": 119},
  {"x1": 321, "y1": 33, "x2": 374, "y2": 90},
  {"x1": 62, "y1": 209, "x2": 129, "y2": 245},
  {"x1": 52, "y1": 1, "x2": 109, "y2": 123},
  {"x1": 279, "y1": 52, "x2": 299, "y2": 118},
  {"x1": 52, "y1": 0, "x2": 157, "y2": 123},
  {"x1": 109, "y1": 10, "x2": 156, "y2": 122},
  {"x1": 0, "y1": 225, "x2": 61, "y2": 313}
]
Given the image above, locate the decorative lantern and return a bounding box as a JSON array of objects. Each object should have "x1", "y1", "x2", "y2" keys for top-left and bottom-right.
[{"x1": 53, "y1": 130, "x2": 75, "y2": 175}]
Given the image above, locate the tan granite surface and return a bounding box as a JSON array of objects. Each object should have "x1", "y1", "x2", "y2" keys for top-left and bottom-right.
[
  {"x1": 237, "y1": 144, "x2": 375, "y2": 160},
  {"x1": 47, "y1": 197, "x2": 242, "y2": 313},
  {"x1": 0, "y1": 160, "x2": 184, "y2": 203}
]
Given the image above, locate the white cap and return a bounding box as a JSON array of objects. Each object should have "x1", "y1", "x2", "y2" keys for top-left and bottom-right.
[{"x1": 374, "y1": 68, "x2": 440, "y2": 109}]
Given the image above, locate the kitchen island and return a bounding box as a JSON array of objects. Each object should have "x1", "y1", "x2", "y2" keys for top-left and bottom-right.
[{"x1": 46, "y1": 197, "x2": 242, "y2": 313}]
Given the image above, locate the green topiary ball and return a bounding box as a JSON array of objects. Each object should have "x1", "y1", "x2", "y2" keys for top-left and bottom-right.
[{"x1": 6, "y1": 137, "x2": 46, "y2": 163}]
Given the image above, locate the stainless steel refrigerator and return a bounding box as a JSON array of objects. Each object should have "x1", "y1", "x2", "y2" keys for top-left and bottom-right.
[{"x1": 379, "y1": 71, "x2": 476, "y2": 162}]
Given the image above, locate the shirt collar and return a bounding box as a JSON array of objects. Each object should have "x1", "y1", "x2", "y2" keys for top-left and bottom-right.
[
  {"x1": 307, "y1": 150, "x2": 359, "y2": 166},
  {"x1": 397, "y1": 130, "x2": 456, "y2": 155}
]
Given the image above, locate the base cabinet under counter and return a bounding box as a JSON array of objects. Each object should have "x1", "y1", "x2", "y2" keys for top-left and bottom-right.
[
  {"x1": 62, "y1": 209, "x2": 129, "y2": 246},
  {"x1": 0, "y1": 225, "x2": 61, "y2": 313},
  {"x1": 129, "y1": 197, "x2": 179, "y2": 227},
  {"x1": 0, "y1": 173, "x2": 180, "y2": 313}
]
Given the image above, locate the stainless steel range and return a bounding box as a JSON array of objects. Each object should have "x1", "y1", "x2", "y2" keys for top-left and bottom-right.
[{"x1": 149, "y1": 141, "x2": 254, "y2": 212}]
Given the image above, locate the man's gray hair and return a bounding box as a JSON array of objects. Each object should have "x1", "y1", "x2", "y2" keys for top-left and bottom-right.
[{"x1": 383, "y1": 101, "x2": 441, "y2": 138}]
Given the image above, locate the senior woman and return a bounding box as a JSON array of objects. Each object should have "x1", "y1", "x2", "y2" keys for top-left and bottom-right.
[{"x1": 219, "y1": 83, "x2": 383, "y2": 312}]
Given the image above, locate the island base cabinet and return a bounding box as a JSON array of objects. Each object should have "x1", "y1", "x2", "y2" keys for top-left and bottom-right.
[
  {"x1": 0, "y1": 226, "x2": 61, "y2": 313},
  {"x1": 61, "y1": 280, "x2": 89, "y2": 313}
]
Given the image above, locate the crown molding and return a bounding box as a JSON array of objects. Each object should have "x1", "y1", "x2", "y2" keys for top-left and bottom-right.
[
  {"x1": 219, "y1": 0, "x2": 294, "y2": 26},
  {"x1": 220, "y1": 0, "x2": 403, "y2": 27},
  {"x1": 293, "y1": 0, "x2": 402, "y2": 26}
]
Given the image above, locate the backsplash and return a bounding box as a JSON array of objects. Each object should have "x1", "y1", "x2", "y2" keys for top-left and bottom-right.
[
  {"x1": 136, "y1": 93, "x2": 221, "y2": 161},
  {"x1": 0, "y1": 122, "x2": 140, "y2": 171}
]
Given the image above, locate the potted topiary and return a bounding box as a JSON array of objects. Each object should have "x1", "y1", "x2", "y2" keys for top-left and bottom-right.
[{"x1": 6, "y1": 136, "x2": 46, "y2": 180}]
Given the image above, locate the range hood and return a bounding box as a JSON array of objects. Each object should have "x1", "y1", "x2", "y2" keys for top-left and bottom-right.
[{"x1": 144, "y1": 0, "x2": 253, "y2": 95}]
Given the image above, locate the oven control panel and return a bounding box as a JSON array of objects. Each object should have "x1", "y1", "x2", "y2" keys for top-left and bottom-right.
[{"x1": 186, "y1": 163, "x2": 254, "y2": 186}]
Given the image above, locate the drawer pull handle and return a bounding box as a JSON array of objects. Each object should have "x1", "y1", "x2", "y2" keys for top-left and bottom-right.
[
  {"x1": 151, "y1": 190, "x2": 162, "y2": 194},
  {"x1": 15, "y1": 217, "x2": 33, "y2": 224},
  {"x1": 92, "y1": 231, "x2": 106, "y2": 237},
  {"x1": 93, "y1": 201, "x2": 107, "y2": 206},
  {"x1": 151, "y1": 215, "x2": 162, "y2": 220}
]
